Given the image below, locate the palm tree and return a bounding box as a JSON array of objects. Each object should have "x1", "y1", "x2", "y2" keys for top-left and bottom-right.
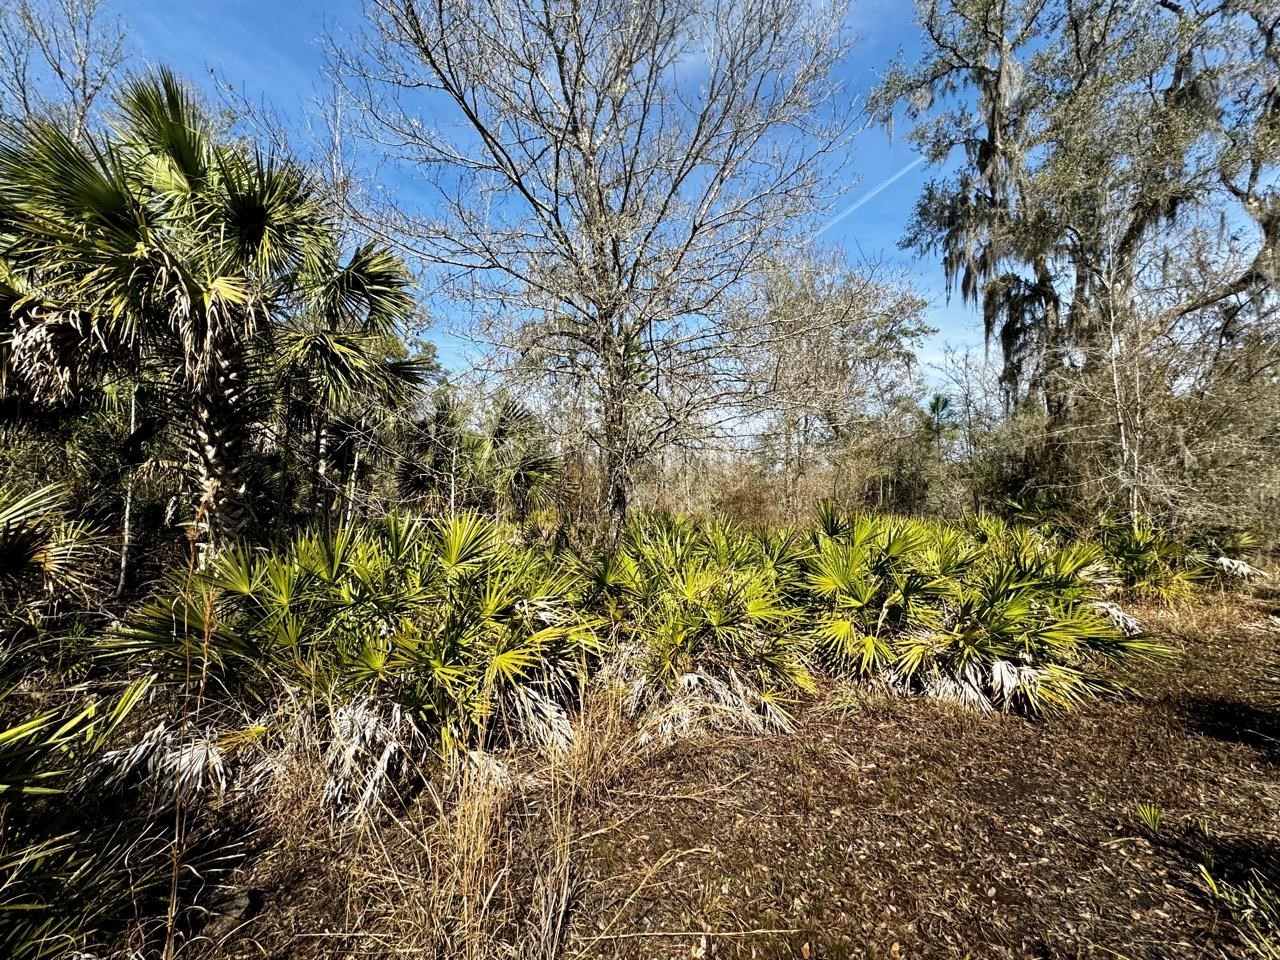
[
  {"x1": 926, "y1": 393, "x2": 951, "y2": 445},
  {"x1": 0, "y1": 69, "x2": 424, "y2": 551},
  {"x1": 481, "y1": 397, "x2": 561, "y2": 521},
  {"x1": 398, "y1": 393, "x2": 560, "y2": 520},
  {"x1": 272, "y1": 246, "x2": 435, "y2": 527}
]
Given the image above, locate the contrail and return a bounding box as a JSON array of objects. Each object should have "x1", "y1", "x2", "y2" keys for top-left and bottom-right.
[{"x1": 817, "y1": 155, "x2": 926, "y2": 236}]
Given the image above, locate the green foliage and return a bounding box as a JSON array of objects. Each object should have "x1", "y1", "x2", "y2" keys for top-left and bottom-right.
[
  {"x1": 1202, "y1": 866, "x2": 1280, "y2": 959},
  {"x1": 0, "y1": 70, "x2": 428, "y2": 544},
  {"x1": 806, "y1": 515, "x2": 953, "y2": 676},
  {"x1": 806, "y1": 510, "x2": 1163, "y2": 713},
  {"x1": 1096, "y1": 517, "x2": 1208, "y2": 602},
  {"x1": 571, "y1": 507, "x2": 1165, "y2": 723},
  {"x1": 585, "y1": 515, "x2": 814, "y2": 737},
  {"x1": 0, "y1": 483, "x2": 100, "y2": 642},
  {"x1": 398, "y1": 392, "x2": 561, "y2": 521},
  {"x1": 1135, "y1": 802, "x2": 1163, "y2": 835},
  {"x1": 0, "y1": 669, "x2": 158, "y2": 960},
  {"x1": 0, "y1": 492, "x2": 1191, "y2": 956},
  {"x1": 116, "y1": 513, "x2": 598, "y2": 755},
  {"x1": 0, "y1": 484, "x2": 161, "y2": 960},
  {"x1": 106, "y1": 501, "x2": 1173, "y2": 757}
]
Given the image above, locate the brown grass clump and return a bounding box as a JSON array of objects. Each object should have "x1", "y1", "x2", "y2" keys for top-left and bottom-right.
[{"x1": 197, "y1": 683, "x2": 640, "y2": 959}]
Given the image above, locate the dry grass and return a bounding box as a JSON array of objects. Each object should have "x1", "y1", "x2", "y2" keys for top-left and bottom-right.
[{"x1": 196, "y1": 683, "x2": 641, "y2": 959}]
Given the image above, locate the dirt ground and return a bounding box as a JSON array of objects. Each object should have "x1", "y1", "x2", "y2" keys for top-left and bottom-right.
[{"x1": 562, "y1": 594, "x2": 1280, "y2": 959}]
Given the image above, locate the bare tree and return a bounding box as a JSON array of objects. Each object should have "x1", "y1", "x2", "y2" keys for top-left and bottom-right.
[
  {"x1": 0, "y1": 0, "x2": 129, "y2": 140},
  {"x1": 729, "y1": 251, "x2": 930, "y2": 516},
  {"x1": 333, "y1": 0, "x2": 853, "y2": 529},
  {"x1": 1059, "y1": 208, "x2": 1280, "y2": 536}
]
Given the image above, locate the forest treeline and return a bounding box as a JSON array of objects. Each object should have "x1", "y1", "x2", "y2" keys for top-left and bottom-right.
[
  {"x1": 2, "y1": 0, "x2": 1277, "y2": 549},
  {"x1": 0, "y1": 0, "x2": 1276, "y2": 957}
]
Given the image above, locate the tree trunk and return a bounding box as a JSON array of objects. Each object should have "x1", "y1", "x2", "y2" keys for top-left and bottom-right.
[
  {"x1": 343, "y1": 426, "x2": 365, "y2": 527},
  {"x1": 191, "y1": 406, "x2": 247, "y2": 555},
  {"x1": 604, "y1": 442, "x2": 629, "y2": 538},
  {"x1": 191, "y1": 354, "x2": 250, "y2": 555},
  {"x1": 116, "y1": 383, "x2": 138, "y2": 598},
  {"x1": 313, "y1": 416, "x2": 330, "y2": 530},
  {"x1": 601, "y1": 331, "x2": 631, "y2": 540}
]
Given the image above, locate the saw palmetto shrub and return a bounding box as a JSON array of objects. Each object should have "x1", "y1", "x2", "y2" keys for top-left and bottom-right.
[
  {"x1": 113, "y1": 505, "x2": 1178, "y2": 782},
  {"x1": 802, "y1": 511, "x2": 1164, "y2": 713},
  {"x1": 571, "y1": 506, "x2": 1165, "y2": 731},
  {"x1": 1094, "y1": 516, "x2": 1209, "y2": 602},
  {"x1": 115, "y1": 513, "x2": 599, "y2": 812},
  {"x1": 0, "y1": 483, "x2": 169, "y2": 960},
  {"x1": 4, "y1": 496, "x2": 1185, "y2": 957},
  {"x1": 577, "y1": 515, "x2": 814, "y2": 742},
  {"x1": 894, "y1": 521, "x2": 1161, "y2": 711}
]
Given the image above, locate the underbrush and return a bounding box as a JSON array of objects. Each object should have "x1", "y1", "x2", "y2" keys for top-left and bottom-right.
[
  {"x1": 1203, "y1": 868, "x2": 1280, "y2": 959},
  {"x1": 1, "y1": 489, "x2": 1270, "y2": 958}
]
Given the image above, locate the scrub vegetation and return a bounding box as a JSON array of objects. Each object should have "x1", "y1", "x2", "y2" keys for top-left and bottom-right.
[{"x1": 1, "y1": 0, "x2": 1277, "y2": 957}]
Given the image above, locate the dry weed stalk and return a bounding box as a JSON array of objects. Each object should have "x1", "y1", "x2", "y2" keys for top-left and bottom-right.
[{"x1": 218, "y1": 682, "x2": 639, "y2": 959}]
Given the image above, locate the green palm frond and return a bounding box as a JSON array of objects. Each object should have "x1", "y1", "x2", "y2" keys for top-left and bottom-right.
[
  {"x1": 0, "y1": 483, "x2": 100, "y2": 596},
  {"x1": 306, "y1": 241, "x2": 416, "y2": 334},
  {"x1": 115, "y1": 66, "x2": 211, "y2": 191},
  {"x1": 814, "y1": 499, "x2": 849, "y2": 539},
  {"x1": 0, "y1": 119, "x2": 138, "y2": 238},
  {"x1": 434, "y1": 512, "x2": 500, "y2": 573},
  {"x1": 215, "y1": 147, "x2": 318, "y2": 275},
  {"x1": 815, "y1": 618, "x2": 892, "y2": 676},
  {"x1": 1097, "y1": 517, "x2": 1208, "y2": 601}
]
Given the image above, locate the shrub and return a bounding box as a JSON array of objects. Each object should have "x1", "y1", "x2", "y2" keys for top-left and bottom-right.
[
  {"x1": 805, "y1": 511, "x2": 1163, "y2": 713},
  {"x1": 1096, "y1": 516, "x2": 1207, "y2": 601},
  {"x1": 114, "y1": 513, "x2": 598, "y2": 808},
  {"x1": 0, "y1": 483, "x2": 161, "y2": 960},
  {"x1": 113, "y1": 505, "x2": 1178, "y2": 788},
  {"x1": 581, "y1": 515, "x2": 813, "y2": 741},
  {"x1": 805, "y1": 515, "x2": 956, "y2": 677},
  {"x1": 574, "y1": 508, "x2": 1165, "y2": 722}
]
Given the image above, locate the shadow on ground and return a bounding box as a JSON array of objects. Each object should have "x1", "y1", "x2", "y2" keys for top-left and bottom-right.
[
  {"x1": 565, "y1": 598, "x2": 1280, "y2": 959},
  {"x1": 1179, "y1": 694, "x2": 1280, "y2": 764}
]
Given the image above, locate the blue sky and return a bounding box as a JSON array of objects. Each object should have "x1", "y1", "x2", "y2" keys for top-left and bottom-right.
[{"x1": 126, "y1": 0, "x2": 982, "y2": 369}]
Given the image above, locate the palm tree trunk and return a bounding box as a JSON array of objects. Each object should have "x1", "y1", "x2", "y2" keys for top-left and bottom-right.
[
  {"x1": 343, "y1": 426, "x2": 365, "y2": 527},
  {"x1": 191, "y1": 366, "x2": 250, "y2": 552},
  {"x1": 313, "y1": 416, "x2": 330, "y2": 529}
]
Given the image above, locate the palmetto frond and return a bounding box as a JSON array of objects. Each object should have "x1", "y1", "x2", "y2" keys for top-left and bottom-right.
[
  {"x1": 0, "y1": 677, "x2": 151, "y2": 796},
  {"x1": 115, "y1": 67, "x2": 211, "y2": 193},
  {"x1": 0, "y1": 672, "x2": 162, "y2": 960},
  {"x1": 276, "y1": 328, "x2": 429, "y2": 409},
  {"x1": 0, "y1": 483, "x2": 100, "y2": 598},
  {"x1": 799, "y1": 503, "x2": 1165, "y2": 714},
  {"x1": 1097, "y1": 517, "x2": 1208, "y2": 601},
  {"x1": 599, "y1": 514, "x2": 814, "y2": 739},
  {"x1": 305, "y1": 241, "x2": 416, "y2": 335}
]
